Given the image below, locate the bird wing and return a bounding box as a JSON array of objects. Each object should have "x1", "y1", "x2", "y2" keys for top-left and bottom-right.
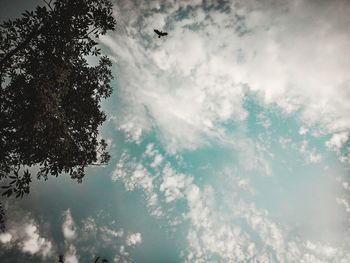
[{"x1": 154, "y1": 29, "x2": 161, "y2": 35}]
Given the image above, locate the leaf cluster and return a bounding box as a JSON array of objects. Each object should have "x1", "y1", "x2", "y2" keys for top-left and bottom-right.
[{"x1": 0, "y1": 0, "x2": 116, "y2": 203}]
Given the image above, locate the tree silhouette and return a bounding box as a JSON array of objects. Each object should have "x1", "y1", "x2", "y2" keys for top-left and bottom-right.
[{"x1": 0, "y1": 0, "x2": 116, "y2": 228}]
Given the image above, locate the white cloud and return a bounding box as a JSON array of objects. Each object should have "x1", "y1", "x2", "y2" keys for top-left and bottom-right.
[
  {"x1": 0, "y1": 205, "x2": 145, "y2": 262},
  {"x1": 64, "y1": 244, "x2": 79, "y2": 263},
  {"x1": 112, "y1": 151, "x2": 165, "y2": 218},
  {"x1": 342, "y1": 182, "x2": 350, "y2": 191},
  {"x1": 278, "y1": 136, "x2": 292, "y2": 149},
  {"x1": 144, "y1": 143, "x2": 155, "y2": 157},
  {"x1": 116, "y1": 162, "x2": 153, "y2": 192},
  {"x1": 110, "y1": 140, "x2": 350, "y2": 262},
  {"x1": 118, "y1": 118, "x2": 145, "y2": 144},
  {"x1": 62, "y1": 209, "x2": 77, "y2": 241},
  {"x1": 336, "y1": 198, "x2": 350, "y2": 213},
  {"x1": 229, "y1": 173, "x2": 255, "y2": 196},
  {"x1": 0, "y1": 213, "x2": 55, "y2": 260},
  {"x1": 63, "y1": 212, "x2": 143, "y2": 262},
  {"x1": 105, "y1": 1, "x2": 350, "y2": 262},
  {"x1": 102, "y1": 0, "x2": 350, "y2": 154},
  {"x1": 299, "y1": 126, "x2": 309, "y2": 136},
  {"x1": 257, "y1": 112, "x2": 271, "y2": 129},
  {"x1": 326, "y1": 132, "x2": 349, "y2": 153},
  {"x1": 82, "y1": 217, "x2": 97, "y2": 235},
  {"x1": 61, "y1": 209, "x2": 79, "y2": 263},
  {"x1": 160, "y1": 165, "x2": 192, "y2": 202},
  {"x1": 150, "y1": 153, "x2": 164, "y2": 168},
  {"x1": 125, "y1": 233, "x2": 142, "y2": 247},
  {"x1": 299, "y1": 140, "x2": 323, "y2": 164},
  {"x1": 184, "y1": 181, "x2": 350, "y2": 263},
  {"x1": 0, "y1": 233, "x2": 12, "y2": 244},
  {"x1": 21, "y1": 224, "x2": 53, "y2": 257},
  {"x1": 100, "y1": 226, "x2": 124, "y2": 239}
]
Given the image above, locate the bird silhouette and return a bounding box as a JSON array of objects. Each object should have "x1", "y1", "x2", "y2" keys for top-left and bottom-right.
[{"x1": 154, "y1": 29, "x2": 168, "y2": 38}]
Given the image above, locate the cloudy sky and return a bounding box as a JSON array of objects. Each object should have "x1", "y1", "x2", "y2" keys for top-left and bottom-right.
[{"x1": 1, "y1": 0, "x2": 350, "y2": 262}]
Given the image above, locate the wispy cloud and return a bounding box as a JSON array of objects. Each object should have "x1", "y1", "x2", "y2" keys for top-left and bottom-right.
[
  {"x1": 98, "y1": 0, "x2": 350, "y2": 262},
  {"x1": 110, "y1": 139, "x2": 350, "y2": 262},
  {"x1": 102, "y1": 0, "x2": 350, "y2": 154}
]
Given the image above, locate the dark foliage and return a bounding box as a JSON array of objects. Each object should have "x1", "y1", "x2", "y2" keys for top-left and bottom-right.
[{"x1": 0, "y1": 0, "x2": 116, "y2": 226}]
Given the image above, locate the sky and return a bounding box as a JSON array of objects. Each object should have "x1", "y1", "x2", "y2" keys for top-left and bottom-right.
[{"x1": 1, "y1": 0, "x2": 350, "y2": 262}]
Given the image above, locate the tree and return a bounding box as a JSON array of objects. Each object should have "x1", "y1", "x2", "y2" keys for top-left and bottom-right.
[{"x1": 0, "y1": 0, "x2": 116, "y2": 229}]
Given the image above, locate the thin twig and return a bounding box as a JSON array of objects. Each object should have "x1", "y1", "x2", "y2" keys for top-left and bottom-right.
[
  {"x1": 43, "y1": 0, "x2": 53, "y2": 11},
  {"x1": 86, "y1": 26, "x2": 100, "y2": 38},
  {"x1": 89, "y1": 163, "x2": 107, "y2": 166}
]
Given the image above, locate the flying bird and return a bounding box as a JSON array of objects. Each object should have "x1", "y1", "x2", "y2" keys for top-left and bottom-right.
[{"x1": 154, "y1": 29, "x2": 168, "y2": 38}]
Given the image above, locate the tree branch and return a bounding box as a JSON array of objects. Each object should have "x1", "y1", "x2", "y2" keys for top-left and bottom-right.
[
  {"x1": 43, "y1": 0, "x2": 53, "y2": 11},
  {"x1": 89, "y1": 163, "x2": 108, "y2": 166},
  {"x1": 86, "y1": 26, "x2": 100, "y2": 38},
  {"x1": 0, "y1": 26, "x2": 43, "y2": 69}
]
